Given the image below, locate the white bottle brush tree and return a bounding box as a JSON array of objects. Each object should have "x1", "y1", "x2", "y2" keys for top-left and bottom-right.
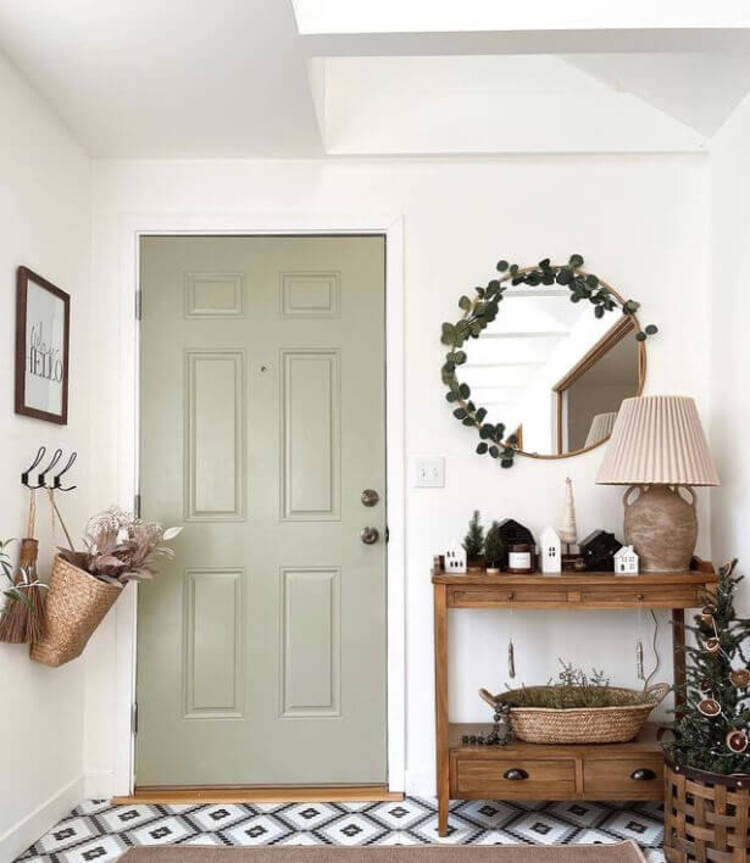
[{"x1": 559, "y1": 477, "x2": 579, "y2": 550}]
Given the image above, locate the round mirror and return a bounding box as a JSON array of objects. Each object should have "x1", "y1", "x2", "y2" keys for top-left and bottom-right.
[{"x1": 441, "y1": 257, "x2": 652, "y2": 466}]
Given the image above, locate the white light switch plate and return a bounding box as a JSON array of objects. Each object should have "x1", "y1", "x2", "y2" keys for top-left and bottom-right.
[{"x1": 415, "y1": 456, "x2": 445, "y2": 488}]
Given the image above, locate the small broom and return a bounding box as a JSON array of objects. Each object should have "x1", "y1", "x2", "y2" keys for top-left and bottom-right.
[
  {"x1": 24, "y1": 487, "x2": 47, "y2": 643},
  {"x1": 0, "y1": 489, "x2": 45, "y2": 643}
]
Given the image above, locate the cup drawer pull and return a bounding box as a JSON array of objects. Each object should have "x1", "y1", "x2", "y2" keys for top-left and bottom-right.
[
  {"x1": 630, "y1": 768, "x2": 657, "y2": 781},
  {"x1": 503, "y1": 768, "x2": 529, "y2": 781}
]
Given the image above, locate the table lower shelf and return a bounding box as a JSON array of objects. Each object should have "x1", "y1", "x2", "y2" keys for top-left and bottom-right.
[{"x1": 449, "y1": 722, "x2": 664, "y2": 802}]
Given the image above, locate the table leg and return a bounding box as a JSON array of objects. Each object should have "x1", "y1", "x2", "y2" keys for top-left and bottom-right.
[
  {"x1": 672, "y1": 608, "x2": 686, "y2": 718},
  {"x1": 434, "y1": 582, "x2": 449, "y2": 836}
]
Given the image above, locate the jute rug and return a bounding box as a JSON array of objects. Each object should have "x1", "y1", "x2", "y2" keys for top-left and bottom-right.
[{"x1": 119, "y1": 842, "x2": 647, "y2": 862}]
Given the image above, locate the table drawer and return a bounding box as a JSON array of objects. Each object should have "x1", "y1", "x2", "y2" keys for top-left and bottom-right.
[
  {"x1": 450, "y1": 588, "x2": 567, "y2": 606},
  {"x1": 579, "y1": 587, "x2": 700, "y2": 607},
  {"x1": 583, "y1": 757, "x2": 664, "y2": 798},
  {"x1": 453, "y1": 757, "x2": 576, "y2": 799}
]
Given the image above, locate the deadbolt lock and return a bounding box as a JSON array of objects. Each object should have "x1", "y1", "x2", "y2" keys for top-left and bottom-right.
[{"x1": 361, "y1": 488, "x2": 379, "y2": 507}]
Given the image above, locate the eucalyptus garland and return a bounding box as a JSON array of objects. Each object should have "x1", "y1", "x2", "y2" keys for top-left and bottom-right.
[{"x1": 441, "y1": 254, "x2": 658, "y2": 468}]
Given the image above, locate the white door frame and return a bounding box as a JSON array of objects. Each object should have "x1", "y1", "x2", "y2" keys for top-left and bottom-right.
[{"x1": 110, "y1": 212, "x2": 405, "y2": 795}]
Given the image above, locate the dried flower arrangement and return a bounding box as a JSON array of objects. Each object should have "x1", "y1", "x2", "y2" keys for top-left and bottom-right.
[{"x1": 57, "y1": 507, "x2": 182, "y2": 585}]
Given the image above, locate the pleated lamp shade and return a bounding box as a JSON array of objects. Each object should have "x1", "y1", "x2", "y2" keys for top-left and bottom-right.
[
  {"x1": 596, "y1": 396, "x2": 719, "y2": 486},
  {"x1": 584, "y1": 411, "x2": 618, "y2": 449}
]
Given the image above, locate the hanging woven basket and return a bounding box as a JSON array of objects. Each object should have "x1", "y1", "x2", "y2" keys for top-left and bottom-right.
[
  {"x1": 665, "y1": 758, "x2": 750, "y2": 862},
  {"x1": 30, "y1": 554, "x2": 122, "y2": 667}
]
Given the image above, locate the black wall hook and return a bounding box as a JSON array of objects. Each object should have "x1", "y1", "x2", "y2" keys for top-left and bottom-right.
[
  {"x1": 53, "y1": 451, "x2": 77, "y2": 492},
  {"x1": 21, "y1": 447, "x2": 78, "y2": 491},
  {"x1": 21, "y1": 447, "x2": 47, "y2": 488},
  {"x1": 38, "y1": 448, "x2": 63, "y2": 488}
]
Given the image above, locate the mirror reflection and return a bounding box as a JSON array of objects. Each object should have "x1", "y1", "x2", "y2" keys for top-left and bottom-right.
[{"x1": 460, "y1": 288, "x2": 643, "y2": 456}]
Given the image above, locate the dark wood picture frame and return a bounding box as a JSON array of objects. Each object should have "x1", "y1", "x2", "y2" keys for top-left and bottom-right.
[{"x1": 15, "y1": 266, "x2": 70, "y2": 425}]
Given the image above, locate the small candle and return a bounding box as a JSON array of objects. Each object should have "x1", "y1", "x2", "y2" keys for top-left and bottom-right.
[{"x1": 507, "y1": 544, "x2": 533, "y2": 573}]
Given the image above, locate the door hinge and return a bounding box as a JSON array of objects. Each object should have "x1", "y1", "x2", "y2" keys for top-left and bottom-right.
[
  {"x1": 131, "y1": 702, "x2": 138, "y2": 735},
  {"x1": 134, "y1": 493, "x2": 141, "y2": 518},
  {"x1": 135, "y1": 288, "x2": 142, "y2": 321}
]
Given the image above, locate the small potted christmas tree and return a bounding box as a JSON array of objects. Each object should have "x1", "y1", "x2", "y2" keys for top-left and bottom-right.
[
  {"x1": 663, "y1": 559, "x2": 750, "y2": 862},
  {"x1": 462, "y1": 510, "x2": 485, "y2": 572}
]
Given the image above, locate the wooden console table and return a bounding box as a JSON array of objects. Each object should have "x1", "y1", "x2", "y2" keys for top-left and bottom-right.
[{"x1": 433, "y1": 564, "x2": 718, "y2": 836}]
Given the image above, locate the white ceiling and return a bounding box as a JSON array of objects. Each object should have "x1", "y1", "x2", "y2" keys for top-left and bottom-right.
[
  {"x1": 0, "y1": 0, "x2": 323, "y2": 156},
  {"x1": 0, "y1": 0, "x2": 748, "y2": 157},
  {"x1": 315, "y1": 55, "x2": 710, "y2": 154}
]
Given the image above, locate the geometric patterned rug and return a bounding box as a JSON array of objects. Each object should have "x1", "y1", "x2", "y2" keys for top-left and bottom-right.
[{"x1": 14, "y1": 797, "x2": 665, "y2": 863}]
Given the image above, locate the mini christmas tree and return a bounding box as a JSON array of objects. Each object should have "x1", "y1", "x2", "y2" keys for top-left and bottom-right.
[
  {"x1": 665, "y1": 559, "x2": 750, "y2": 774},
  {"x1": 484, "y1": 521, "x2": 504, "y2": 570},
  {"x1": 462, "y1": 510, "x2": 485, "y2": 560}
]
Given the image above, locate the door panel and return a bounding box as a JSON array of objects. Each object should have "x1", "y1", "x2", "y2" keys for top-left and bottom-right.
[
  {"x1": 281, "y1": 567, "x2": 340, "y2": 717},
  {"x1": 183, "y1": 568, "x2": 244, "y2": 719},
  {"x1": 281, "y1": 350, "x2": 340, "y2": 520},
  {"x1": 185, "y1": 350, "x2": 245, "y2": 520},
  {"x1": 137, "y1": 235, "x2": 386, "y2": 786}
]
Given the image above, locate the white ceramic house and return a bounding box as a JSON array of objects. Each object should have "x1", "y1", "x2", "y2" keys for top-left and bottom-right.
[
  {"x1": 444, "y1": 540, "x2": 467, "y2": 574},
  {"x1": 541, "y1": 526, "x2": 562, "y2": 574},
  {"x1": 614, "y1": 545, "x2": 639, "y2": 575}
]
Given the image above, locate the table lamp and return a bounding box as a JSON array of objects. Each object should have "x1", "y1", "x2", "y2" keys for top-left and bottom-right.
[{"x1": 595, "y1": 396, "x2": 719, "y2": 572}]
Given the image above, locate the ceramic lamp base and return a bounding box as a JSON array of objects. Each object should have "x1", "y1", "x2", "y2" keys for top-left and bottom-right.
[{"x1": 623, "y1": 484, "x2": 697, "y2": 572}]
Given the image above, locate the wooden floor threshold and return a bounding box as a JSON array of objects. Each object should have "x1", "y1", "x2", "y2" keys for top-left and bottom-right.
[{"x1": 112, "y1": 785, "x2": 403, "y2": 805}]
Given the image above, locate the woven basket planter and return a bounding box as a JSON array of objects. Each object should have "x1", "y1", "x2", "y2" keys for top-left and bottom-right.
[
  {"x1": 30, "y1": 555, "x2": 123, "y2": 667},
  {"x1": 481, "y1": 683, "x2": 669, "y2": 744},
  {"x1": 664, "y1": 758, "x2": 750, "y2": 863}
]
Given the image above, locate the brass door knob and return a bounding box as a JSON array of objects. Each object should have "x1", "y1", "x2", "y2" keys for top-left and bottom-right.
[
  {"x1": 360, "y1": 526, "x2": 380, "y2": 545},
  {"x1": 361, "y1": 489, "x2": 380, "y2": 507}
]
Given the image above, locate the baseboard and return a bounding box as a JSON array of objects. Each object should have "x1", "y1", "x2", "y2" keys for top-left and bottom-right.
[
  {"x1": 84, "y1": 770, "x2": 116, "y2": 800},
  {"x1": 404, "y1": 768, "x2": 436, "y2": 799},
  {"x1": 0, "y1": 775, "x2": 83, "y2": 862}
]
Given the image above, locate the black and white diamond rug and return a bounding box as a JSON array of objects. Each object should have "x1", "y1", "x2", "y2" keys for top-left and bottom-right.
[{"x1": 15, "y1": 797, "x2": 665, "y2": 863}]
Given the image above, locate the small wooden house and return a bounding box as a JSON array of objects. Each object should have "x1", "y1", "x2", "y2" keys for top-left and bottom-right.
[
  {"x1": 540, "y1": 526, "x2": 562, "y2": 574},
  {"x1": 579, "y1": 529, "x2": 623, "y2": 572},
  {"x1": 614, "y1": 545, "x2": 639, "y2": 575},
  {"x1": 444, "y1": 541, "x2": 467, "y2": 574}
]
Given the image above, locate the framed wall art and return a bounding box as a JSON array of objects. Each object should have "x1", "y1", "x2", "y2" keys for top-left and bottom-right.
[{"x1": 15, "y1": 266, "x2": 70, "y2": 424}]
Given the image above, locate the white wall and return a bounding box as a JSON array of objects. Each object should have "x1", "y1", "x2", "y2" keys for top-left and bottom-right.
[
  {"x1": 86, "y1": 154, "x2": 711, "y2": 796},
  {"x1": 710, "y1": 93, "x2": 750, "y2": 604},
  {"x1": 0, "y1": 53, "x2": 91, "y2": 860}
]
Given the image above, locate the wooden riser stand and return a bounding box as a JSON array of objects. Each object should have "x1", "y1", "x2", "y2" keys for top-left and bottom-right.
[{"x1": 433, "y1": 563, "x2": 718, "y2": 837}]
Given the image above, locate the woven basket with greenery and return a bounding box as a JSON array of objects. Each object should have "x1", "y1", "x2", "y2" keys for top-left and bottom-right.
[
  {"x1": 480, "y1": 682, "x2": 669, "y2": 744},
  {"x1": 29, "y1": 507, "x2": 182, "y2": 668}
]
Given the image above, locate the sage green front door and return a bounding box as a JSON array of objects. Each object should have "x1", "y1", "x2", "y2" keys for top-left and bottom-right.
[{"x1": 136, "y1": 235, "x2": 387, "y2": 786}]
